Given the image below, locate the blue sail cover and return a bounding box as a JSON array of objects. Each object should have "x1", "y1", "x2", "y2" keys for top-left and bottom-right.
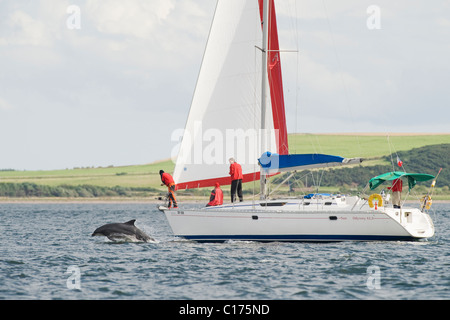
[{"x1": 258, "y1": 152, "x2": 362, "y2": 174}]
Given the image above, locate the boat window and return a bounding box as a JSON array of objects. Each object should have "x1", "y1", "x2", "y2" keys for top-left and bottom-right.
[{"x1": 260, "y1": 202, "x2": 287, "y2": 207}]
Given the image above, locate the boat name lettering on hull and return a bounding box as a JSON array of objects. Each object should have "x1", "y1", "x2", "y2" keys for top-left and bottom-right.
[{"x1": 352, "y1": 216, "x2": 375, "y2": 221}]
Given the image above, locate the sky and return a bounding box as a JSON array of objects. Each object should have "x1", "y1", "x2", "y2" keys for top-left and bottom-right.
[{"x1": 0, "y1": 0, "x2": 449, "y2": 170}]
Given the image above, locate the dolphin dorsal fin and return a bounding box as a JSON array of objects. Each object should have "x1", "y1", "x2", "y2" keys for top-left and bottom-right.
[{"x1": 124, "y1": 219, "x2": 136, "y2": 226}]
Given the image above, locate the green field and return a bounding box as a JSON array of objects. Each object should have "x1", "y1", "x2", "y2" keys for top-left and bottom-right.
[
  {"x1": 1, "y1": 133, "x2": 449, "y2": 197},
  {"x1": 0, "y1": 160, "x2": 174, "y2": 190},
  {"x1": 288, "y1": 133, "x2": 450, "y2": 161}
]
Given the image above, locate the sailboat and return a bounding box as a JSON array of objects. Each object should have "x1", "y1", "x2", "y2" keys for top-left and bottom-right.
[{"x1": 159, "y1": 0, "x2": 436, "y2": 242}]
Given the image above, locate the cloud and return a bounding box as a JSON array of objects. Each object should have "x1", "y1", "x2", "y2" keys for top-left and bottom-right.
[
  {"x1": 0, "y1": 10, "x2": 50, "y2": 46},
  {"x1": 43, "y1": 0, "x2": 215, "y2": 74},
  {"x1": 85, "y1": 0, "x2": 175, "y2": 39},
  {"x1": 0, "y1": 97, "x2": 13, "y2": 110},
  {"x1": 0, "y1": 0, "x2": 71, "y2": 45}
]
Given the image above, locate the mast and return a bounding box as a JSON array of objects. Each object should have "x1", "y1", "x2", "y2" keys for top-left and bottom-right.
[{"x1": 260, "y1": 0, "x2": 269, "y2": 200}]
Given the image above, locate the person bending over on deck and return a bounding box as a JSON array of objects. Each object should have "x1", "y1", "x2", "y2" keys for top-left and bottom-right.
[
  {"x1": 229, "y1": 158, "x2": 243, "y2": 203},
  {"x1": 206, "y1": 182, "x2": 223, "y2": 207},
  {"x1": 160, "y1": 170, "x2": 178, "y2": 209}
]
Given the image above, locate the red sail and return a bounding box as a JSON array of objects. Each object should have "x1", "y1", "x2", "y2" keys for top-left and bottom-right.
[{"x1": 258, "y1": 0, "x2": 289, "y2": 155}]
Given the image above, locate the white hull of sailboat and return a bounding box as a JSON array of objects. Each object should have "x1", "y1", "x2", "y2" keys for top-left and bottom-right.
[{"x1": 162, "y1": 198, "x2": 434, "y2": 242}]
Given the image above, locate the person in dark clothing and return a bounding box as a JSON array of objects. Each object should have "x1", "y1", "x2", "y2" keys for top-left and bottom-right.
[
  {"x1": 160, "y1": 170, "x2": 178, "y2": 209},
  {"x1": 229, "y1": 158, "x2": 243, "y2": 203}
]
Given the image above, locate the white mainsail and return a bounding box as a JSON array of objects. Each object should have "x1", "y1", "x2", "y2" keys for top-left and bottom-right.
[{"x1": 173, "y1": 0, "x2": 285, "y2": 190}]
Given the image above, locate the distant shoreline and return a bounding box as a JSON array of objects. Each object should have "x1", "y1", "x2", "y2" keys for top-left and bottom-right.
[
  {"x1": 1, "y1": 197, "x2": 449, "y2": 204},
  {"x1": 0, "y1": 196, "x2": 205, "y2": 204}
]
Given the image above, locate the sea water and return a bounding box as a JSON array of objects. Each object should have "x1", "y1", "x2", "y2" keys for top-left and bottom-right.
[{"x1": 0, "y1": 202, "x2": 449, "y2": 300}]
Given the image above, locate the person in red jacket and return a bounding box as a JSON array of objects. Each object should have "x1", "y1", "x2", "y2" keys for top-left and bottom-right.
[
  {"x1": 206, "y1": 182, "x2": 223, "y2": 207},
  {"x1": 160, "y1": 170, "x2": 178, "y2": 209},
  {"x1": 387, "y1": 178, "x2": 403, "y2": 208},
  {"x1": 229, "y1": 157, "x2": 243, "y2": 203}
]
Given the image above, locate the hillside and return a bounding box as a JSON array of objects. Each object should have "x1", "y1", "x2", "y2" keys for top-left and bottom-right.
[
  {"x1": 279, "y1": 143, "x2": 449, "y2": 196},
  {"x1": 0, "y1": 134, "x2": 449, "y2": 199}
]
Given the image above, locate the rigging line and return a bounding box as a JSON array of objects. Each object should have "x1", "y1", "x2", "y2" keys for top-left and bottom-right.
[
  {"x1": 321, "y1": 0, "x2": 352, "y2": 119},
  {"x1": 387, "y1": 135, "x2": 407, "y2": 173},
  {"x1": 321, "y1": 0, "x2": 362, "y2": 155},
  {"x1": 310, "y1": 134, "x2": 323, "y2": 155},
  {"x1": 295, "y1": 51, "x2": 299, "y2": 134},
  {"x1": 395, "y1": 148, "x2": 407, "y2": 174},
  {"x1": 252, "y1": 43, "x2": 259, "y2": 206},
  {"x1": 315, "y1": 134, "x2": 323, "y2": 154},
  {"x1": 269, "y1": 171, "x2": 296, "y2": 196},
  {"x1": 310, "y1": 170, "x2": 317, "y2": 193},
  {"x1": 306, "y1": 133, "x2": 321, "y2": 155},
  {"x1": 315, "y1": 168, "x2": 325, "y2": 193},
  {"x1": 254, "y1": 46, "x2": 298, "y2": 53},
  {"x1": 287, "y1": 170, "x2": 310, "y2": 192},
  {"x1": 279, "y1": 0, "x2": 301, "y2": 134},
  {"x1": 293, "y1": 0, "x2": 300, "y2": 135},
  {"x1": 281, "y1": 0, "x2": 299, "y2": 51},
  {"x1": 387, "y1": 134, "x2": 395, "y2": 172},
  {"x1": 306, "y1": 134, "x2": 318, "y2": 154}
]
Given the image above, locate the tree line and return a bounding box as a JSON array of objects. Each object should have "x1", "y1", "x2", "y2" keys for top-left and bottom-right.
[{"x1": 0, "y1": 183, "x2": 159, "y2": 198}]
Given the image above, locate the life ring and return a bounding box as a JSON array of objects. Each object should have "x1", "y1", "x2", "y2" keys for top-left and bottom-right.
[
  {"x1": 368, "y1": 193, "x2": 383, "y2": 208},
  {"x1": 421, "y1": 195, "x2": 432, "y2": 210}
]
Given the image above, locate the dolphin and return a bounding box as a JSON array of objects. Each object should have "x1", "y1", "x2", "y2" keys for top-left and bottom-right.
[{"x1": 91, "y1": 219, "x2": 154, "y2": 242}]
